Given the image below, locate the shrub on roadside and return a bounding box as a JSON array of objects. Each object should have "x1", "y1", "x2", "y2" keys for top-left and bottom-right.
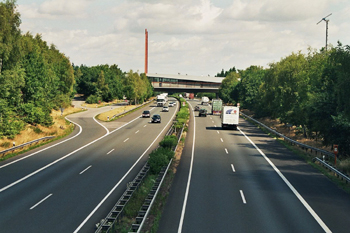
[
  {"x1": 148, "y1": 147, "x2": 174, "y2": 175},
  {"x1": 159, "y1": 135, "x2": 177, "y2": 149}
]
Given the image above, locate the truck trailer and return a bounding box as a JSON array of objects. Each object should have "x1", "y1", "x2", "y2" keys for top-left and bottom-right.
[
  {"x1": 212, "y1": 99, "x2": 223, "y2": 115},
  {"x1": 221, "y1": 106, "x2": 239, "y2": 130},
  {"x1": 201, "y1": 96, "x2": 209, "y2": 105}
]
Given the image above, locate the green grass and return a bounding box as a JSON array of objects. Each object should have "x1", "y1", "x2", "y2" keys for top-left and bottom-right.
[
  {"x1": 0, "y1": 122, "x2": 75, "y2": 161},
  {"x1": 111, "y1": 174, "x2": 156, "y2": 232}
]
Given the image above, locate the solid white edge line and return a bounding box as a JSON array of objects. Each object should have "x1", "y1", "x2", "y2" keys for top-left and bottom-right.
[
  {"x1": 178, "y1": 101, "x2": 195, "y2": 233},
  {"x1": 30, "y1": 193, "x2": 53, "y2": 210},
  {"x1": 93, "y1": 111, "x2": 110, "y2": 134},
  {"x1": 107, "y1": 149, "x2": 114, "y2": 155},
  {"x1": 240, "y1": 190, "x2": 246, "y2": 204},
  {"x1": 0, "y1": 113, "x2": 142, "y2": 193},
  {"x1": 79, "y1": 166, "x2": 92, "y2": 175},
  {"x1": 0, "y1": 117, "x2": 83, "y2": 169},
  {"x1": 231, "y1": 164, "x2": 236, "y2": 172},
  {"x1": 73, "y1": 104, "x2": 177, "y2": 233},
  {"x1": 238, "y1": 127, "x2": 332, "y2": 233}
]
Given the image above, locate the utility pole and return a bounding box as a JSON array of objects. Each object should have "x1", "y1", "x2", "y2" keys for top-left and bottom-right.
[{"x1": 317, "y1": 13, "x2": 332, "y2": 51}]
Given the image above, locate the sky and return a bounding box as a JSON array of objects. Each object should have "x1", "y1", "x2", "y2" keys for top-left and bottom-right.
[{"x1": 16, "y1": 0, "x2": 350, "y2": 76}]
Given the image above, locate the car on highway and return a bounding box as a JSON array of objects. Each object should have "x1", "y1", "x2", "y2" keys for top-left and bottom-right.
[
  {"x1": 198, "y1": 109, "x2": 207, "y2": 117},
  {"x1": 168, "y1": 102, "x2": 175, "y2": 107},
  {"x1": 162, "y1": 106, "x2": 169, "y2": 112},
  {"x1": 142, "y1": 110, "x2": 151, "y2": 118},
  {"x1": 194, "y1": 105, "x2": 200, "y2": 111},
  {"x1": 151, "y1": 114, "x2": 161, "y2": 123}
]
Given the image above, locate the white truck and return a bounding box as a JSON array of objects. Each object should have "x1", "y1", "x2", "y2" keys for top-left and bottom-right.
[
  {"x1": 156, "y1": 93, "x2": 168, "y2": 107},
  {"x1": 221, "y1": 106, "x2": 239, "y2": 130},
  {"x1": 201, "y1": 96, "x2": 209, "y2": 105}
]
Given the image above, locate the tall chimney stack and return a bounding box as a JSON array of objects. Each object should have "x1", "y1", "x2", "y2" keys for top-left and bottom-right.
[{"x1": 145, "y1": 29, "x2": 148, "y2": 74}]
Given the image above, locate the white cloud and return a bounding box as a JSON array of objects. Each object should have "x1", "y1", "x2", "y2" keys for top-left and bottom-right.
[
  {"x1": 16, "y1": 0, "x2": 350, "y2": 75},
  {"x1": 19, "y1": 0, "x2": 94, "y2": 19},
  {"x1": 221, "y1": 0, "x2": 329, "y2": 22}
]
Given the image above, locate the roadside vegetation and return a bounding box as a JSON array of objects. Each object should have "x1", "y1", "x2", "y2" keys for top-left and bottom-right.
[
  {"x1": 0, "y1": 1, "x2": 153, "y2": 155},
  {"x1": 111, "y1": 95, "x2": 189, "y2": 232},
  {"x1": 218, "y1": 44, "x2": 350, "y2": 160}
]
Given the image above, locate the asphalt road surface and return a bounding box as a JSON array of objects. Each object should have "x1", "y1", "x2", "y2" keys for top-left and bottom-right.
[
  {"x1": 0, "y1": 99, "x2": 178, "y2": 233},
  {"x1": 158, "y1": 99, "x2": 350, "y2": 233}
]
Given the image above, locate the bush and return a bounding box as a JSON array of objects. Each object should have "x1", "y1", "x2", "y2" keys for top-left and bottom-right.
[
  {"x1": 148, "y1": 147, "x2": 174, "y2": 174},
  {"x1": 159, "y1": 135, "x2": 177, "y2": 149},
  {"x1": 85, "y1": 94, "x2": 102, "y2": 104}
]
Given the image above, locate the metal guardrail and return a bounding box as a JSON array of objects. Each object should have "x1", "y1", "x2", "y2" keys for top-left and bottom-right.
[
  {"x1": 110, "y1": 99, "x2": 154, "y2": 120},
  {"x1": 132, "y1": 123, "x2": 185, "y2": 233},
  {"x1": 241, "y1": 112, "x2": 350, "y2": 184},
  {"x1": 313, "y1": 157, "x2": 350, "y2": 183},
  {"x1": 95, "y1": 162, "x2": 150, "y2": 233},
  {"x1": 240, "y1": 112, "x2": 334, "y2": 159},
  {"x1": 0, "y1": 136, "x2": 55, "y2": 157}
]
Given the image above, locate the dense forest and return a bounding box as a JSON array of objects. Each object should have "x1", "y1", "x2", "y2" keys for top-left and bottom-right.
[
  {"x1": 218, "y1": 44, "x2": 350, "y2": 156},
  {"x1": 0, "y1": 0, "x2": 74, "y2": 139},
  {"x1": 0, "y1": 0, "x2": 153, "y2": 140},
  {"x1": 74, "y1": 65, "x2": 153, "y2": 105}
]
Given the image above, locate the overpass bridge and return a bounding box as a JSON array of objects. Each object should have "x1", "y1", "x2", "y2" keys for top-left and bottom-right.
[{"x1": 147, "y1": 73, "x2": 224, "y2": 93}]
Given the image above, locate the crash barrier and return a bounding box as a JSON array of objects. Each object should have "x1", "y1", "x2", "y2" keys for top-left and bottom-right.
[
  {"x1": 241, "y1": 112, "x2": 350, "y2": 183},
  {"x1": 240, "y1": 112, "x2": 334, "y2": 159},
  {"x1": 95, "y1": 120, "x2": 184, "y2": 233},
  {"x1": 313, "y1": 157, "x2": 350, "y2": 183},
  {"x1": 94, "y1": 162, "x2": 150, "y2": 233},
  {"x1": 110, "y1": 99, "x2": 154, "y2": 120},
  {"x1": 0, "y1": 136, "x2": 55, "y2": 157},
  {"x1": 131, "y1": 123, "x2": 185, "y2": 233}
]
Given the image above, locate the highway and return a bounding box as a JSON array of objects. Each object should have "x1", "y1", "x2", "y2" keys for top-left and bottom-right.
[
  {"x1": 0, "y1": 99, "x2": 178, "y2": 233},
  {"x1": 158, "y1": 99, "x2": 350, "y2": 233}
]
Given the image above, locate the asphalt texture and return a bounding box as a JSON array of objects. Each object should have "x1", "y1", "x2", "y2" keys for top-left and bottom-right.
[
  {"x1": 0, "y1": 99, "x2": 178, "y2": 233},
  {"x1": 158, "y1": 99, "x2": 350, "y2": 233}
]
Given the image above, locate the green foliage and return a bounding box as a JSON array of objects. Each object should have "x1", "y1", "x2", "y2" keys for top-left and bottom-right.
[
  {"x1": 219, "y1": 71, "x2": 240, "y2": 104},
  {"x1": 0, "y1": 2, "x2": 75, "y2": 138},
  {"x1": 159, "y1": 135, "x2": 178, "y2": 149},
  {"x1": 220, "y1": 43, "x2": 350, "y2": 157},
  {"x1": 148, "y1": 147, "x2": 174, "y2": 175},
  {"x1": 85, "y1": 94, "x2": 102, "y2": 104}
]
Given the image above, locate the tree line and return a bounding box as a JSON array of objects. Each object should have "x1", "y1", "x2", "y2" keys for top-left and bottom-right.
[
  {"x1": 0, "y1": 0, "x2": 153, "y2": 140},
  {"x1": 0, "y1": 0, "x2": 74, "y2": 138},
  {"x1": 218, "y1": 43, "x2": 350, "y2": 157},
  {"x1": 74, "y1": 65, "x2": 153, "y2": 105}
]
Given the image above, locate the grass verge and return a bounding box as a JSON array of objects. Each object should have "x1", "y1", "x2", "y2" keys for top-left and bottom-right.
[{"x1": 110, "y1": 174, "x2": 157, "y2": 233}]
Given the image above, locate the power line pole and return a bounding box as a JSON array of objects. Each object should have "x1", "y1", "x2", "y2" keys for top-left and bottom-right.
[{"x1": 317, "y1": 13, "x2": 332, "y2": 51}]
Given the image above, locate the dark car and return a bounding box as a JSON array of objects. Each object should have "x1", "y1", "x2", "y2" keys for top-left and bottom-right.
[
  {"x1": 151, "y1": 114, "x2": 161, "y2": 123},
  {"x1": 198, "y1": 109, "x2": 207, "y2": 117},
  {"x1": 142, "y1": 110, "x2": 151, "y2": 118},
  {"x1": 194, "y1": 106, "x2": 200, "y2": 111}
]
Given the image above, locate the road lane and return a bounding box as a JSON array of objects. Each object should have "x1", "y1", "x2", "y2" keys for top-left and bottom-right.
[
  {"x1": 159, "y1": 99, "x2": 350, "y2": 233},
  {"x1": 0, "y1": 99, "x2": 179, "y2": 233}
]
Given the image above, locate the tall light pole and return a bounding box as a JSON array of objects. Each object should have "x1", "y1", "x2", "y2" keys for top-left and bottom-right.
[
  {"x1": 317, "y1": 13, "x2": 332, "y2": 51},
  {"x1": 145, "y1": 29, "x2": 148, "y2": 74}
]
